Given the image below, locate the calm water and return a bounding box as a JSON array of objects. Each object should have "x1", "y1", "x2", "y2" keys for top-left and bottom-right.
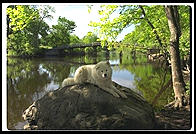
[{"x1": 7, "y1": 51, "x2": 173, "y2": 130}]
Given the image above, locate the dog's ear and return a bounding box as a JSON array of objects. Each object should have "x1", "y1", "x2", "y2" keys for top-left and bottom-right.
[
  {"x1": 106, "y1": 60, "x2": 110, "y2": 65},
  {"x1": 95, "y1": 63, "x2": 100, "y2": 70},
  {"x1": 96, "y1": 66, "x2": 100, "y2": 70}
]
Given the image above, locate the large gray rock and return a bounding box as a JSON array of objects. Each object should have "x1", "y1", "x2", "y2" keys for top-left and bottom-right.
[{"x1": 22, "y1": 82, "x2": 156, "y2": 130}]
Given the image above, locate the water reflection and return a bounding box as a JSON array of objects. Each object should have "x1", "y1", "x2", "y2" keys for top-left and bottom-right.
[{"x1": 7, "y1": 52, "x2": 173, "y2": 130}]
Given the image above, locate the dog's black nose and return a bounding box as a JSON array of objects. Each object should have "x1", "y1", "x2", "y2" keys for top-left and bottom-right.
[{"x1": 104, "y1": 74, "x2": 107, "y2": 77}]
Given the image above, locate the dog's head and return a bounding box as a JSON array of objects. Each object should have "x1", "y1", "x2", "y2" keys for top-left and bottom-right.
[{"x1": 95, "y1": 61, "x2": 112, "y2": 79}]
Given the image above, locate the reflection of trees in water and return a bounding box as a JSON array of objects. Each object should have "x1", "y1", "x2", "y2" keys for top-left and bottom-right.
[
  {"x1": 118, "y1": 52, "x2": 173, "y2": 110},
  {"x1": 7, "y1": 58, "x2": 52, "y2": 129},
  {"x1": 41, "y1": 62, "x2": 71, "y2": 85},
  {"x1": 133, "y1": 65, "x2": 172, "y2": 109}
]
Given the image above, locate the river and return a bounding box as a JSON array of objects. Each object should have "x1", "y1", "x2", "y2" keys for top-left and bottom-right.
[{"x1": 7, "y1": 51, "x2": 173, "y2": 130}]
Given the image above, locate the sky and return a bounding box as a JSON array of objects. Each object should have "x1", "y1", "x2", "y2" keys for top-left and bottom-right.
[{"x1": 44, "y1": 4, "x2": 135, "y2": 41}]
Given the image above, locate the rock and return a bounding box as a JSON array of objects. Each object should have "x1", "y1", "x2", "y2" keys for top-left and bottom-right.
[{"x1": 22, "y1": 82, "x2": 156, "y2": 130}]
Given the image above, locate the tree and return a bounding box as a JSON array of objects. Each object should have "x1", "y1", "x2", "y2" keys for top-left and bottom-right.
[
  {"x1": 165, "y1": 5, "x2": 188, "y2": 108},
  {"x1": 89, "y1": 5, "x2": 190, "y2": 54},
  {"x1": 6, "y1": 5, "x2": 53, "y2": 56},
  {"x1": 7, "y1": 5, "x2": 39, "y2": 56},
  {"x1": 28, "y1": 6, "x2": 54, "y2": 48},
  {"x1": 89, "y1": 5, "x2": 171, "y2": 52},
  {"x1": 47, "y1": 16, "x2": 76, "y2": 47},
  {"x1": 82, "y1": 32, "x2": 99, "y2": 44},
  {"x1": 69, "y1": 34, "x2": 82, "y2": 45}
]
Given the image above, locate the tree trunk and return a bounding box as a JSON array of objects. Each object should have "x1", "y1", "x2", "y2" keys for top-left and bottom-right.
[{"x1": 165, "y1": 5, "x2": 187, "y2": 108}]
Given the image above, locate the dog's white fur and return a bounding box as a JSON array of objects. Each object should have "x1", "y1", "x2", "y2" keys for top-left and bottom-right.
[{"x1": 62, "y1": 61, "x2": 127, "y2": 98}]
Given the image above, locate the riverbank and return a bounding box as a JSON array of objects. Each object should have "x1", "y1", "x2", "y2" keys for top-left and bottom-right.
[{"x1": 155, "y1": 71, "x2": 191, "y2": 130}]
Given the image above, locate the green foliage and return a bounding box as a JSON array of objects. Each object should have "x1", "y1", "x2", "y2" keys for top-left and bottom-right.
[
  {"x1": 7, "y1": 5, "x2": 38, "y2": 32},
  {"x1": 178, "y1": 6, "x2": 191, "y2": 56},
  {"x1": 70, "y1": 34, "x2": 82, "y2": 45},
  {"x1": 45, "y1": 17, "x2": 77, "y2": 48},
  {"x1": 90, "y1": 5, "x2": 167, "y2": 49},
  {"x1": 7, "y1": 5, "x2": 53, "y2": 56},
  {"x1": 89, "y1": 5, "x2": 120, "y2": 48},
  {"x1": 82, "y1": 32, "x2": 99, "y2": 44},
  {"x1": 185, "y1": 81, "x2": 190, "y2": 96},
  {"x1": 89, "y1": 5, "x2": 190, "y2": 56},
  {"x1": 6, "y1": 5, "x2": 77, "y2": 56},
  {"x1": 80, "y1": 32, "x2": 99, "y2": 53}
]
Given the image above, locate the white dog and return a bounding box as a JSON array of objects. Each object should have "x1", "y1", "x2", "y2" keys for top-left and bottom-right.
[{"x1": 62, "y1": 61, "x2": 127, "y2": 98}]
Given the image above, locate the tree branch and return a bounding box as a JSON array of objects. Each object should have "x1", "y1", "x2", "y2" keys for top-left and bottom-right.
[{"x1": 139, "y1": 6, "x2": 163, "y2": 48}]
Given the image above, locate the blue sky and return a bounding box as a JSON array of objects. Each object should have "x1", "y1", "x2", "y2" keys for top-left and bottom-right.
[{"x1": 45, "y1": 4, "x2": 135, "y2": 41}]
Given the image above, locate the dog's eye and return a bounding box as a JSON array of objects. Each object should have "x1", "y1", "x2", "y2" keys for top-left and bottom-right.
[
  {"x1": 106, "y1": 69, "x2": 108, "y2": 72},
  {"x1": 101, "y1": 70, "x2": 103, "y2": 73}
]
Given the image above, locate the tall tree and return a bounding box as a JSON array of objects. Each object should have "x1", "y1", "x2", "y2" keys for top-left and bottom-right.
[
  {"x1": 7, "y1": 5, "x2": 39, "y2": 55},
  {"x1": 165, "y1": 5, "x2": 187, "y2": 108},
  {"x1": 30, "y1": 6, "x2": 55, "y2": 48},
  {"x1": 47, "y1": 16, "x2": 76, "y2": 47},
  {"x1": 6, "y1": 5, "x2": 53, "y2": 56}
]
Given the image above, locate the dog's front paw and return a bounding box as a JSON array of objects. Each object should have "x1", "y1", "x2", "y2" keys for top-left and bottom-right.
[
  {"x1": 119, "y1": 92, "x2": 128, "y2": 98},
  {"x1": 112, "y1": 91, "x2": 120, "y2": 98}
]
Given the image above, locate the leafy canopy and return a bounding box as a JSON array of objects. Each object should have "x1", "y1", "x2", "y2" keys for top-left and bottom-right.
[{"x1": 89, "y1": 5, "x2": 190, "y2": 55}]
